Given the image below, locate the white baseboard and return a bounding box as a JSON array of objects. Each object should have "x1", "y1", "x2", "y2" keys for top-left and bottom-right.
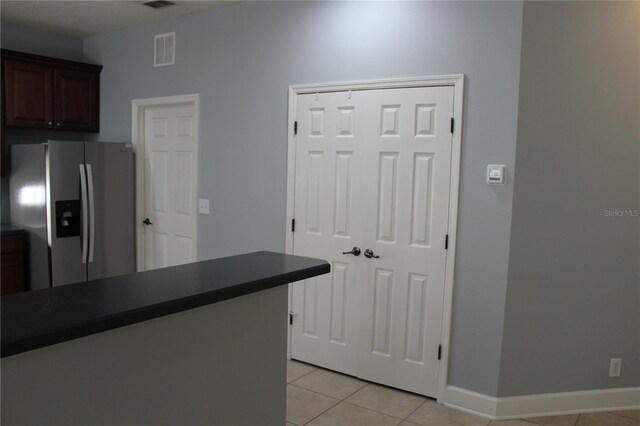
[
  {"x1": 443, "y1": 385, "x2": 640, "y2": 420},
  {"x1": 443, "y1": 386, "x2": 498, "y2": 419},
  {"x1": 496, "y1": 387, "x2": 640, "y2": 420}
]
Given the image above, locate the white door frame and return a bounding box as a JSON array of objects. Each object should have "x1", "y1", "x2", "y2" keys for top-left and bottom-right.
[
  {"x1": 131, "y1": 94, "x2": 200, "y2": 272},
  {"x1": 284, "y1": 75, "x2": 464, "y2": 403}
]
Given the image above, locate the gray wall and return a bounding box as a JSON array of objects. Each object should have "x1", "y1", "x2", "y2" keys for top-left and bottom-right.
[
  {"x1": 1, "y1": 20, "x2": 83, "y2": 61},
  {"x1": 83, "y1": 1, "x2": 523, "y2": 397},
  {"x1": 1, "y1": 21, "x2": 86, "y2": 224},
  {"x1": 499, "y1": 1, "x2": 640, "y2": 396}
]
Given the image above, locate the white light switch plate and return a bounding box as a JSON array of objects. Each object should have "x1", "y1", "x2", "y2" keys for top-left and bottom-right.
[{"x1": 198, "y1": 199, "x2": 210, "y2": 214}]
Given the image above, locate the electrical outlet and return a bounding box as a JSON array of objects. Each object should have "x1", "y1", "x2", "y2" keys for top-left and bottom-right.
[
  {"x1": 198, "y1": 199, "x2": 210, "y2": 215},
  {"x1": 609, "y1": 358, "x2": 622, "y2": 377}
]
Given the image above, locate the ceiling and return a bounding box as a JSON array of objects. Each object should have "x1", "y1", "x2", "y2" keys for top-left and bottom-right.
[{"x1": 0, "y1": 1, "x2": 225, "y2": 38}]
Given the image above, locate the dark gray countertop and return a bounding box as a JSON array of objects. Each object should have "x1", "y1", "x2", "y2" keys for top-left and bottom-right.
[
  {"x1": 1, "y1": 226, "x2": 25, "y2": 237},
  {"x1": 1, "y1": 251, "x2": 330, "y2": 358}
]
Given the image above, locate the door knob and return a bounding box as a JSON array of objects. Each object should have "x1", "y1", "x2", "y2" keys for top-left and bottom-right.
[
  {"x1": 342, "y1": 247, "x2": 361, "y2": 256},
  {"x1": 142, "y1": 218, "x2": 152, "y2": 225},
  {"x1": 364, "y1": 249, "x2": 379, "y2": 259}
]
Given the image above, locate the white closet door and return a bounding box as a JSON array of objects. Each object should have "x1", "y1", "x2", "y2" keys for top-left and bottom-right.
[
  {"x1": 356, "y1": 86, "x2": 454, "y2": 396},
  {"x1": 291, "y1": 91, "x2": 365, "y2": 375},
  {"x1": 291, "y1": 86, "x2": 454, "y2": 397},
  {"x1": 143, "y1": 104, "x2": 197, "y2": 270}
]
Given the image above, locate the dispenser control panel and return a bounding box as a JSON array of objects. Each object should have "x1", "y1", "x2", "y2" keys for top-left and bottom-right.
[{"x1": 55, "y1": 200, "x2": 81, "y2": 238}]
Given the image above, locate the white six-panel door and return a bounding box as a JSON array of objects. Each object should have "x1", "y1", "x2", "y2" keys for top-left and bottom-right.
[
  {"x1": 291, "y1": 91, "x2": 365, "y2": 375},
  {"x1": 356, "y1": 87, "x2": 454, "y2": 396},
  {"x1": 291, "y1": 86, "x2": 454, "y2": 397},
  {"x1": 143, "y1": 104, "x2": 197, "y2": 270}
]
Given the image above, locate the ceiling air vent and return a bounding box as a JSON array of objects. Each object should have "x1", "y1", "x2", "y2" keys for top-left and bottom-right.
[
  {"x1": 154, "y1": 32, "x2": 175, "y2": 67},
  {"x1": 144, "y1": 1, "x2": 175, "y2": 9}
]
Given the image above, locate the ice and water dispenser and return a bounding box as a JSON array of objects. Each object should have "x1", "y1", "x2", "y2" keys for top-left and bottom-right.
[{"x1": 55, "y1": 200, "x2": 81, "y2": 238}]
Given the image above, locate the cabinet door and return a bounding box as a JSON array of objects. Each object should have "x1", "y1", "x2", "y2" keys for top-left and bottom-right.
[
  {"x1": 1, "y1": 253, "x2": 25, "y2": 295},
  {"x1": 1, "y1": 235, "x2": 26, "y2": 295},
  {"x1": 3, "y1": 58, "x2": 54, "y2": 128},
  {"x1": 53, "y1": 67, "x2": 99, "y2": 132}
]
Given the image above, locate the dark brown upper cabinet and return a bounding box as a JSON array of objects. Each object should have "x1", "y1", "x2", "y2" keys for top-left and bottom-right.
[
  {"x1": 53, "y1": 67, "x2": 99, "y2": 132},
  {"x1": 3, "y1": 58, "x2": 54, "y2": 129},
  {"x1": 2, "y1": 49, "x2": 102, "y2": 132}
]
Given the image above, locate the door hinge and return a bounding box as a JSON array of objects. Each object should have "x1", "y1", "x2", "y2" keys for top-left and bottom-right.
[
  {"x1": 445, "y1": 234, "x2": 449, "y2": 250},
  {"x1": 450, "y1": 117, "x2": 455, "y2": 134},
  {"x1": 438, "y1": 344, "x2": 442, "y2": 360},
  {"x1": 289, "y1": 312, "x2": 294, "y2": 325},
  {"x1": 291, "y1": 218, "x2": 296, "y2": 232},
  {"x1": 294, "y1": 121, "x2": 298, "y2": 135}
]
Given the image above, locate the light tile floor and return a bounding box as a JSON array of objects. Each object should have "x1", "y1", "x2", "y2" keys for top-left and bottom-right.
[{"x1": 286, "y1": 360, "x2": 640, "y2": 426}]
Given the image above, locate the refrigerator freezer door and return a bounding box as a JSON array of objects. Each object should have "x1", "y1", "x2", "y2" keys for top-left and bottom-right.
[
  {"x1": 47, "y1": 141, "x2": 88, "y2": 287},
  {"x1": 85, "y1": 142, "x2": 135, "y2": 281},
  {"x1": 9, "y1": 144, "x2": 50, "y2": 290}
]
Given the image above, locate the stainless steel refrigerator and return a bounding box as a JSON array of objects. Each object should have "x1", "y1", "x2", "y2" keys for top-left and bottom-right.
[{"x1": 9, "y1": 140, "x2": 135, "y2": 290}]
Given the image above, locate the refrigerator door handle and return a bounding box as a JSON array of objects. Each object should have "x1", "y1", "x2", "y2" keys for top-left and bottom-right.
[
  {"x1": 87, "y1": 164, "x2": 96, "y2": 263},
  {"x1": 79, "y1": 164, "x2": 89, "y2": 264}
]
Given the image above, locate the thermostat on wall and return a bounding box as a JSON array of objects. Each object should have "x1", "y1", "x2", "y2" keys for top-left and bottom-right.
[{"x1": 487, "y1": 165, "x2": 506, "y2": 184}]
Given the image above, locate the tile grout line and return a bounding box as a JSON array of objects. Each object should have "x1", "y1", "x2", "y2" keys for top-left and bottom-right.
[
  {"x1": 400, "y1": 398, "x2": 430, "y2": 423},
  {"x1": 286, "y1": 365, "x2": 339, "y2": 426},
  {"x1": 607, "y1": 411, "x2": 640, "y2": 422},
  {"x1": 286, "y1": 382, "x2": 340, "y2": 425},
  {"x1": 344, "y1": 398, "x2": 422, "y2": 422},
  {"x1": 289, "y1": 378, "x2": 413, "y2": 425},
  {"x1": 289, "y1": 366, "x2": 367, "y2": 401},
  {"x1": 339, "y1": 400, "x2": 407, "y2": 424},
  {"x1": 287, "y1": 366, "x2": 318, "y2": 384},
  {"x1": 340, "y1": 381, "x2": 369, "y2": 401},
  {"x1": 288, "y1": 382, "x2": 340, "y2": 401},
  {"x1": 339, "y1": 383, "x2": 431, "y2": 423},
  {"x1": 300, "y1": 393, "x2": 342, "y2": 426},
  {"x1": 287, "y1": 381, "x2": 364, "y2": 402},
  {"x1": 329, "y1": 376, "x2": 427, "y2": 422}
]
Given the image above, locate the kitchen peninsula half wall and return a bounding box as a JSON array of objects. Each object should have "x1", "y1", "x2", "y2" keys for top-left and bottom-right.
[{"x1": 1, "y1": 251, "x2": 330, "y2": 426}]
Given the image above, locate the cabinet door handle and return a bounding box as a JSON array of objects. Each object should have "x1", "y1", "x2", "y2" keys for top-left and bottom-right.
[
  {"x1": 48, "y1": 122, "x2": 53, "y2": 126},
  {"x1": 56, "y1": 123, "x2": 61, "y2": 126}
]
